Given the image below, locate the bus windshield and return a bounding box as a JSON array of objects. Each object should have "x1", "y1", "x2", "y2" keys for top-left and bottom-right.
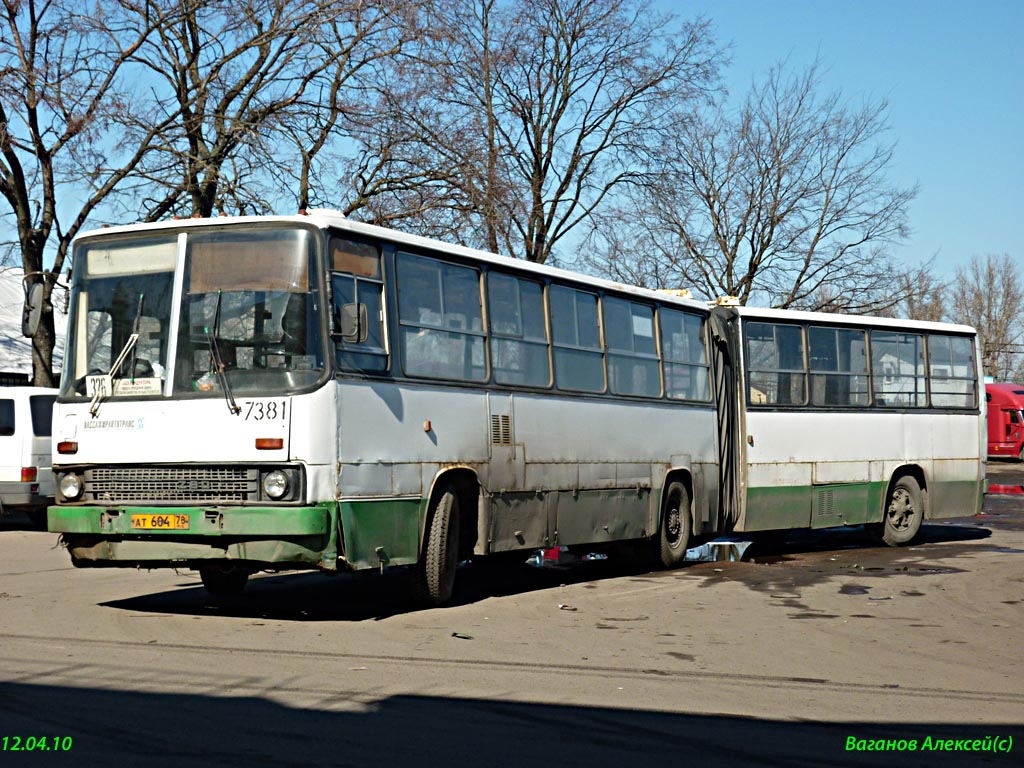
[{"x1": 61, "y1": 226, "x2": 325, "y2": 400}]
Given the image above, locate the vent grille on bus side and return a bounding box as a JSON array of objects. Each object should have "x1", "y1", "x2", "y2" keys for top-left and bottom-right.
[
  {"x1": 815, "y1": 488, "x2": 834, "y2": 517},
  {"x1": 84, "y1": 467, "x2": 259, "y2": 503},
  {"x1": 491, "y1": 414, "x2": 512, "y2": 445}
]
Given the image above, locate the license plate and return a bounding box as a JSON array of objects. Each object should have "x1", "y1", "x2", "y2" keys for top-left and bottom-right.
[{"x1": 131, "y1": 514, "x2": 189, "y2": 530}]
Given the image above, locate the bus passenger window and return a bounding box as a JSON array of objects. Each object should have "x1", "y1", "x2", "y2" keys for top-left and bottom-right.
[
  {"x1": 604, "y1": 297, "x2": 660, "y2": 397},
  {"x1": 745, "y1": 322, "x2": 806, "y2": 405},
  {"x1": 487, "y1": 274, "x2": 550, "y2": 387},
  {"x1": 871, "y1": 331, "x2": 926, "y2": 407},
  {"x1": 660, "y1": 309, "x2": 710, "y2": 401},
  {"x1": 549, "y1": 285, "x2": 604, "y2": 392},
  {"x1": 927, "y1": 334, "x2": 976, "y2": 408},
  {"x1": 397, "y1": 253, "x2": 485, "y2": 381},
  {"x1": 809, "y1": 326, "x2": 868, "y2": 407}
]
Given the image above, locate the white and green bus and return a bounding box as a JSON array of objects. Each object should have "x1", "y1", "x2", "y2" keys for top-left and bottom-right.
[{"x1": 44, "y1": 211, "x2": 985, "y2": 603}]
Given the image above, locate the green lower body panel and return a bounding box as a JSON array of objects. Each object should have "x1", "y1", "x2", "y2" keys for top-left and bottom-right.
[
  {"x1": 49, "y1": 503, "x2": 337, "y2": 570},
  {"x1": 338, "y1": 497, "x2": 425, "y2": 570},
  {"x1": 744, "y1": 477, "x2": 982, "y2": 532},
  {"x1": 809, "y1": 482, "x2": 885, "y2": 528},
  {"x1": 743, "y1": 485, "x2": 813, "y2": 531},
  {"x1": 744, "y1": 482, "x2": 885, "y2": 531}
]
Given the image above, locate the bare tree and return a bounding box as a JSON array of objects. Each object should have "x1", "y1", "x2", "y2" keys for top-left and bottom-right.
[
  {"x1": 242, "y1": 1, "x2": 422, "y2": 213},
  {"x1": 347, "y1": 0, "x2": 723, "y2": 263},
  {"x1": 0, "y1": 0, "x2": 167, "y2": 385},
  {"x1": 585, "y1": 59, "x2": 917, "y2": 311},
  {"x1": 869, "y1": 257, "x2": 947, "y2": 322},
  {"x1": 949, "y1": 254, "x2": 1023, "y2": 381},
  {"x1": 114, "y1": 0, "x2": 391, "y2": 219}
]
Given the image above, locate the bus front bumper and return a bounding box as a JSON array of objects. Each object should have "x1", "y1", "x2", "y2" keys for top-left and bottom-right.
[{"x1": 48, "y1": 504, "x2": 338, "y2": 570}]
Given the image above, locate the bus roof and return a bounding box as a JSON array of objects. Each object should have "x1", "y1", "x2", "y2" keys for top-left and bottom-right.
[
  {"x1": 73, "y1": 210, "x2": 978, "y2": 335},
  {"x1": 728, "y1": 304, "x2": 977, "y2": 336},
  {"x1": 73, "y1": 209, "x2": 713, "y2": 314}
]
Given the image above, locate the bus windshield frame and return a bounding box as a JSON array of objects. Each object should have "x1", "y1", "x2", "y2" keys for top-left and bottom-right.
[{"x1": 60, "y1": 224, "x2": 329, "y2": 402}]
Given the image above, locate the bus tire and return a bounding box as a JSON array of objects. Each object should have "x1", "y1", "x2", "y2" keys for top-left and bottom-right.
[
  {"x1": 880, "y1": 475, "x2": 924, "y2": 547},
  {"x1": 414, "y1": 486, "x2": 460, "y2": 606},
  {"x1": 656, "y1": 481, "x2": 692, "y2": 568},
  {"x1": 199, "y1": 565, "x2": 249, "y2": 597}
]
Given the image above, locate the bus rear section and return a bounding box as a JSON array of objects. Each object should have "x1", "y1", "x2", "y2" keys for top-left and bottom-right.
[
  {"x1": 985, "y1": 382, "x2": 1024, "y2": 461},
  {"x1": 724, "y1": 307, "x2": 985, "y2": 546}
]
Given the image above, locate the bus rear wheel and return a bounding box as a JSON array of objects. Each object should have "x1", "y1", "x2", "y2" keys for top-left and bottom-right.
[
  {"x1": 655, "y1": 481, "x2": 692, "y2": 568},
  {"x1": 413, "y1": 486, "x2": 460, "y2": 606},
  {"x1": 878, "y1": 475, "x2": 924, "y2": 547},
  {"x1": 199, "y1": 565, "x2": 250, "y2": 597}
]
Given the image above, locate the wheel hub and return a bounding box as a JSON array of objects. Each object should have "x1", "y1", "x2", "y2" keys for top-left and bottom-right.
[{"x1": 887, "y1": 488, "x2": 913, "y2": 530}]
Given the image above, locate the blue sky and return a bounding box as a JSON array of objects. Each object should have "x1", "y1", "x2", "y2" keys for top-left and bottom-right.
[{"x1": 676, "y1": 0, "x2": 1022, "y2": 279}]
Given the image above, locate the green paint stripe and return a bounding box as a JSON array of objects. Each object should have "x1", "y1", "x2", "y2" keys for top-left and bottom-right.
[{"x1": 48, "y1": 504, "x2": 331, "y2": 536}]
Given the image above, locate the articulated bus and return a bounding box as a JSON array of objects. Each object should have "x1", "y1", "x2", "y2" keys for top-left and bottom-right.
[{"x1": 45, "y1": 210, "x2": 985, "y2": 603}]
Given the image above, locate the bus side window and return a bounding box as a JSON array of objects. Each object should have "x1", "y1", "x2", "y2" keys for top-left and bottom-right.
[
  {"x1": 809, "y1": 326, "x2": 868, "y2": 406},
  {"x1": 604, "y1": 297, "x2": 660, "y2": 397},
  {"x1": 872, "y1": 331, "x2": 926, "y2": 407},
  {"x1": 396, "y1": 253, "x2": 486, "y2": 381},
  {"x1": 331, "y1": 236, "x2": 387, "y2": 373},
  {"x1": 660, "y1": 308, "x2": 710, "y2": 401},
  {"x1": 927, "y1": 333, "x2": 976, "y2": 408},
  {"x1": 745, "y1": 322, "x2": 806, "y2": 405},
  {"x1": 549, "y1": 285, "x2": 604, "y2": 392},
  {"x1": 487, "y1": 273, "x2": 550, "y2": 387}
]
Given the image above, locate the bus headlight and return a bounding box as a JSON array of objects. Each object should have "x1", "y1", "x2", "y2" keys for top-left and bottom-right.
[
  {"x1": 59, "y1": 473, "x2": 83, "y2": 500},
  {"x1": 262, "y1": 470, "x2": 289, "y2": 500}
]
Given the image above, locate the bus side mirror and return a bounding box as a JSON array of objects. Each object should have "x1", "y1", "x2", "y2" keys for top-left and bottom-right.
[
  {"x1": 339, "y1": 303, "x2": 368, "y2": 343},
  {"x1": 22, "y1": 282, "x2": 43, "y2": 337}
]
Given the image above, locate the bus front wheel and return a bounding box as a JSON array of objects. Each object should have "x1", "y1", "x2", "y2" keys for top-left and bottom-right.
[
  {"x1": 655, "y1": 481, "x2": 692, "y2": 568},
  {"x1": 414, "y1": 486, "x2": 460, "y2": 606},
  {"x1": 878, "y1": 475, "x2": 924, "y2": 547}
]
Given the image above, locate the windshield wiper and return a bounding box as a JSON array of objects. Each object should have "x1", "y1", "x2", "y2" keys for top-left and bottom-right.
[
  {"x1": 206, "y1": 291, "x2": 241, "y2": 415},
  {"x1": 89, "y1": 292, "x2": 145, "y2": 417}
]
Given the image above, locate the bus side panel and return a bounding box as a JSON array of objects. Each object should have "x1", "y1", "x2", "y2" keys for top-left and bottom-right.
[
  {"x1": 336, "y1": 379, "x2": 488, "y2": 569},
  {"x1": 336, "y1": 378, "x2": 720, "y2": 566},
  {"x1": 743, "y1": 459, "x2": 813, "y2": 531},
  {"x1": 739, "y1": 411, "x2": 898, "y2": 532},
  {"x1": 927, "y1": 410, "x2": 986, "y2": 519},
  {"x1": 509, "y1": 394, "x2": 718, "y2": 545}
]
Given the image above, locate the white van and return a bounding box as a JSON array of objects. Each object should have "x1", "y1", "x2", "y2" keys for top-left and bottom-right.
[{"x1": 0, "y1": 387, "x2": 58, "y2": 528}]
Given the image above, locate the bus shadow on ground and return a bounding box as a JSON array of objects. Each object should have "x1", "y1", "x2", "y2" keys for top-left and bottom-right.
[
  {"x1": 1, "y1": 680, "x2": 1020, "y2": 768},
  {"x1": 100, "y1": 553, "x2": 642, "y2": 622},
  {"x1": 101, "y1": 521, "x2": 996, "y2": 622}
]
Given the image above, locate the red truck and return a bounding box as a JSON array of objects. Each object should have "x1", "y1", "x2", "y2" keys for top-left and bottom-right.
[{"x1": 986, "y1": 382, "x2": 1024, "y2": 461}]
